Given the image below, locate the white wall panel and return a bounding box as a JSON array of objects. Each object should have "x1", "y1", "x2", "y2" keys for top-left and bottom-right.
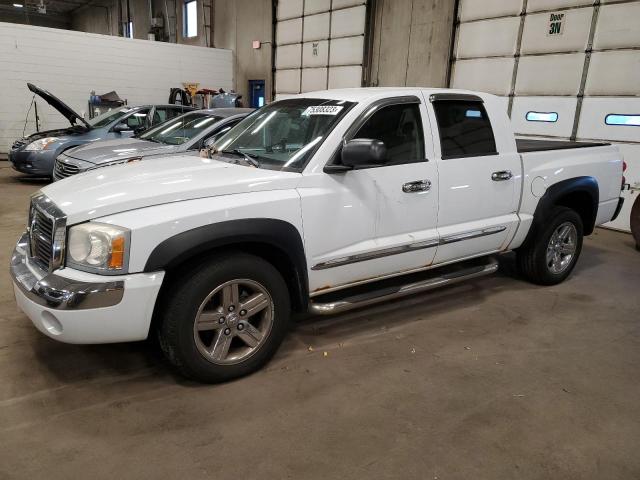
[
  {"x1": 515, "y1": 53, "x2": 585, "y2": 95},
  {"x1": 0, "y1": 23, "x2": 232, "y2": 155},
  {"x1": 458, "y1": 0, "x2": 523, "y2": 22},
  {"x1": 274, "y1": 69, "x2": 301, "y2": 94},
  {"x1": 277, "y1": 0, "x2": 304, "y2": 20},
  {"x1": 593, "y1": 3, "x2": 640, "y2": 50},
  {"x1": 456, "y1": 17, "x2": 520, "y2": 59},
  {"x1": 526, "y1": 0, "x2": 594, "y2": 13},
  {"x1": 304, "y1": 0, "x2": 331, "y2": 15},
  {"x1": 275, "y1": 44, "x2": 302, "y2": 69},
  {"x1": 584, "y1": 51, "x2": 640, "y2": 96},
  {"x1": 301, "y1": 68, "x2": 329, "y2": 92},
  {"x1": 329, "y1": 36, "x2": 364, "y2": 66},
  {"x1": 451, "y1": 57, "x2": 515, "y2": 95},
  {"x1": 332, "y1": 0, "x2": 366, "y2": 9},
  {"x1": 328, "y1": 65, "x2": 362, "y2": 89},
  {"x1": 276, "y1": 18, "x2": 303, "y2": 45},
  {"x1": 331, "y1": 5, "x2": 366, "y2": 38},
  {"x1": 520, "y1": 7, "x2": 592, "y2": 54},
  {"x1": 577, "y1": 97, "x2": 640, "y2": 143},
  {"x1": 302, "y1": 40, "x2": 329, "y2": 67},
  {"x1": 511, "y1": 96, "x2": 577, "y2": 137},
  {"x1": 303, "y1": 12, "x2": 330, "y2": 42}
]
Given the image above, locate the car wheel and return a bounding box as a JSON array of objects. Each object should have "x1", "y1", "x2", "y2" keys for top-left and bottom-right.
[
  {"x1": 517, "y1": 206, "x2": 584, "y2": 285},
  {"x1": 157, "y1": 252, "x2": 291, "y2": 383}
]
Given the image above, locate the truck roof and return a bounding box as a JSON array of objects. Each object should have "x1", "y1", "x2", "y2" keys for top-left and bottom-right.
[{"x1": 293, "y1": 87, "x2": 496, "y2": 103}]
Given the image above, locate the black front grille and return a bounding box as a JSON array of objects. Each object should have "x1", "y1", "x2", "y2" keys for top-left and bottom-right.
[
  {"x1": 54, "y1": 158, "x2": 81, "y2": 179},
  {"x1": 30, "y1": 208, "x2": 54, "y2": 269},
  {"x1": 12, "y1": 139, "x2": 27, "y2": 150}
]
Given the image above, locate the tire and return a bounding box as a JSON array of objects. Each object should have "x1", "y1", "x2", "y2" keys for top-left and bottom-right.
[
  {"x1": 517, "y1": 206, "x2": 584, "y2": 285},
  {"x1": 157, "y1": 253, "x2": 291, "y2": 383}
]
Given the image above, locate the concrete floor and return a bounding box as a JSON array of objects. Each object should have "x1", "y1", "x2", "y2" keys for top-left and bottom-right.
[{"x1": 1, "y1": 164, "x2": 639, "y2": 480}]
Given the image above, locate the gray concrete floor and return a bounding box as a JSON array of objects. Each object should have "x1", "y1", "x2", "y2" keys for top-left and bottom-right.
[{"x1": 1, "y1": 163, "x2": 639, "y2": 480}]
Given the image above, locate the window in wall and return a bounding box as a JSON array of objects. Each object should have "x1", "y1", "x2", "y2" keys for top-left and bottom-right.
[
  {"x1": 526, "y1": 111, "x2": 558, "y2": 122},
  {"x1": 605, "y1": 114, "x2": 640, "y2": 126},
  {"x1": 432, "y1": 100, "x2": 497, "y2": 159},
  {"x1": 127, "y1": 21, "x2": 133, "y2": 38},
  {"x1": 352, "y1": 103, "x2": 425, "y2": 165},
  {"x1": 184, "y1": 0, "x2": 197, "y2": 38}
]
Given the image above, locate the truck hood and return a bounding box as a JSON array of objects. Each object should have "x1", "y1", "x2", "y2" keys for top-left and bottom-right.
[
  {"x1": 41, "y1": 154, "x2": 301, "y2": 224},
  {"x1": 28, "y1": 83, "x2": 91, "y2": 129},
  {"x1": 66, "y1": 137, "x2": 180, "y2": 164}
]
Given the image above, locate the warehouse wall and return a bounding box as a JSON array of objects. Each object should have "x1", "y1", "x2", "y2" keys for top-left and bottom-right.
[
  {"x1": 0, "y1": 9, "x2": 71, "y2": 30},
  {"x1": 0, "y1": 22, "x2": 232, "y2": 157}
]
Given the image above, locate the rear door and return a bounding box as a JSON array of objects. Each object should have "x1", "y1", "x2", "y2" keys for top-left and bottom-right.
[{"x1": 427, "y1": 93, "x2": 521, "y2": 264}]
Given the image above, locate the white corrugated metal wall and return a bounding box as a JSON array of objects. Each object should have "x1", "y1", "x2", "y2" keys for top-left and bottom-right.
[
  {"x1": 0, "y1": 22, "x2": 233, "y2": 157},
  {"x1": 274, "y1": 0, "x2": 367, "y2": 98},
  {"x1": 450, "y1": 0, "x2": 640, "y2": 232}
]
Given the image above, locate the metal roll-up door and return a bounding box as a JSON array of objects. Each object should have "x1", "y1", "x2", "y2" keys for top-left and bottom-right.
[
  {"x1": 274, "y1": 0, "x2": 367, "y2": 98},
  {"x1": 451, "y1": 0, "x2": 640, "y2": 232}
]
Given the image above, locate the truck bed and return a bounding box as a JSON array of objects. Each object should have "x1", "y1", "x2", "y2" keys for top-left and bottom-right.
[{"x1": 516, "y1": 138, "x2": 609, "y2": 153}]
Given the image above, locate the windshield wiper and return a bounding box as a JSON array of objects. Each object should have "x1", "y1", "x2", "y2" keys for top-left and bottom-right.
[{"x1": 221, "y1": 149, "x2": 261, "y2": 168}]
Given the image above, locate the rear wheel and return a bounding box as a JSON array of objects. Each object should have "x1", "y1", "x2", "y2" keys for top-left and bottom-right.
[
  {"x1": 517, "y1": 206, "x2": 584, "y2": 285},
  {"x1": 157, "y1": 253, "x2": 290, "y2": 383}
]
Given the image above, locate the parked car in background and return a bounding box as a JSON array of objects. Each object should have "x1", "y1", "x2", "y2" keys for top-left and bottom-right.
[
  {"x1": 53, "y1": 108, "x2": 254, "y2": 181},
  {"x1": 8, "y1": 83, "x2": 193, "y2": 177}
]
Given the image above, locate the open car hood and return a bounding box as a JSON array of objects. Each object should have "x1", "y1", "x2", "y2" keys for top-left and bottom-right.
[{"x1": 28, "y1": 83, "x2": 91, "y2": 129}]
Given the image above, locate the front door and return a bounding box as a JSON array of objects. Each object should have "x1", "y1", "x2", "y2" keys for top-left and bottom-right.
[{"x1": 300, "y1": 95, "x2": 440, "y2": 294}]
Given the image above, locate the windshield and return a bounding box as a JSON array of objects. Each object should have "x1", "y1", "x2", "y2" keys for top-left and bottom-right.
[
  {"x1": 212, "y1": 98, "x2": 355, "y2": 171},
  {"x1": 87, "y1": 106, "x2": 135, "y2": 127},
  {"x1": 140, "y1": 112, "x2": 222, "y2": 145}
]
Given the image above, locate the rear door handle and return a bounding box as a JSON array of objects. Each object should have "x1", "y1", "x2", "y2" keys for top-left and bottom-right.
[
  {"x1": 491, "y1": 170, "x2": 513, "y2": 181},
  {"x1": 402, "y1": 180, "x2": 431, "y2": 193}
]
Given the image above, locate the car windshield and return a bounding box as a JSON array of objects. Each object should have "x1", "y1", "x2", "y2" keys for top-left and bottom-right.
[
  {"x1": 140, "y1": 112, "x2": 223, "y2": 145},
  {"x1": 87, "y1": 106, "x2": 135, "y2": 127},
  {"x1": 212, "y1": 98, "x2": 355, "y2": 171}
]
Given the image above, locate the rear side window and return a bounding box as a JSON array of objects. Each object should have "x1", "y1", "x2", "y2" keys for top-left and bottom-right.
[
  {"x1": 353, "y1": 103, "x2": 425, "y2": 165},
  {"x1": 432, "y1": 100, "x2": 497, "y2": 159}
]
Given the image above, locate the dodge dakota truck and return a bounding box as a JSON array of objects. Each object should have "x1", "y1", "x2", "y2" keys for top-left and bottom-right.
[{"x1": 10, "y1": 88, "x2": 625, "y2": 383}]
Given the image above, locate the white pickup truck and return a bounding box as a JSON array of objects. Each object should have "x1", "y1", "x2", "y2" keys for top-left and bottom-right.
[{"x1": 11, "y1": 88, "x2": 625, "y2": 382}]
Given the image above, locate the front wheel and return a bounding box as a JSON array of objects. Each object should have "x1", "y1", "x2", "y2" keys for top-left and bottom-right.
[
  {"x1": 517, "y1": 206, "x2": 584, "y2": 285},
  {"x1": 157, "y1": 253, "x2": 291, "y2": 383}
]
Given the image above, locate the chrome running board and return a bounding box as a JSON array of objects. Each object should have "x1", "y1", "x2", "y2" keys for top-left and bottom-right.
[{"x1": 309, "y1": 259, "x2": 499, "y2": 315}]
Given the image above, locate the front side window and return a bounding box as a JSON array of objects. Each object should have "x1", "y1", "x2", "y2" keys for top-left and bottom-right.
[
  {"x1": 352, "y1": 103, "x2": 425, "y2": 165},
  {"x1": 433, "y1": 100, "x2": 497, "y2": 159},
  {"x1": 213, "y1": 98, "x2": 355, "y2": 172},
  {"x1": 184, "y1": 0, "x2": 197, "y2": 38},
  {"x1": 124, "y1": 108, "x2": 150, "y2": 129},
  {"x1": 140, "y1": 112, "x2": 222, "y2": 145}
]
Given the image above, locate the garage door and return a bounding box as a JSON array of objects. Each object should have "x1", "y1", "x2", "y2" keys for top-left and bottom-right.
[
  {"x1": 274, "y1": 0, "x2": 367, "y2": 98},
  {"x1": 450, "y1": 0, "x2": 640, "y2": 232}
]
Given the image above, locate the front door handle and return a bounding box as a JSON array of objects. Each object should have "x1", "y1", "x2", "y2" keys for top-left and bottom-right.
[
  {"x1": 402, "y1": 179, "x2": 431, "y2": 193},
  {"x1": 492, "y1": 170, "x2": 513, "y2": 181}
]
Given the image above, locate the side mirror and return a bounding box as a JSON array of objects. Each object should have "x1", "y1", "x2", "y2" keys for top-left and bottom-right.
[
  {"x1": 113, "y1": 122, "x2": 132, "y2": 133},
  {"x1": 341, "y1": 138, "x2": 387, "y2": 168}
]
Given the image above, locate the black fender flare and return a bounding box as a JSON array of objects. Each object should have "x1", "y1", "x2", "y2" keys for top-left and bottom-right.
[
  {"x1": 523, "y1": 176, "x2": 599, "y2": 247},
  {"x1": 144, "y1": 218, "x2": 309, "y2": 308}
]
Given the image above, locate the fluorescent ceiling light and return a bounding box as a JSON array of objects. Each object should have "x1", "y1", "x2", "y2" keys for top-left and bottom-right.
[{"x1": 13, "y1": 3, "x2": 24, "y2": 7}]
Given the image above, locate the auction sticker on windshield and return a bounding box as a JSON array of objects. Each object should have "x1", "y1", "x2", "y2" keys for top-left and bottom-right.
[{"x1": 302, "y1": 105, "x2": 344, "y2": 116}]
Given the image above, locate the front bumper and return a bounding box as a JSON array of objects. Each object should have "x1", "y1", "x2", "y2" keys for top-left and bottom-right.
[
  {"x1": 10, "y1": 232, "x2": 165, "y2": 344},
  {"x1": 8, "y1": 149, "x2": 56, "y2": 176}
]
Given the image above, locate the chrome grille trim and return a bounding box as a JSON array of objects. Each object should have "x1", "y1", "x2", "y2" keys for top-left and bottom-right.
[
  {"x1": 53, "y1": 155, "x2": 81, "y2": 179},
  {"x1": 27, "y1": 194, "x2": 67, "y2": 272}
]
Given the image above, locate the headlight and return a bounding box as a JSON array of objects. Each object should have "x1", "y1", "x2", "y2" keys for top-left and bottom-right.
[
  {"x1": 67, "y1": 223, "x2": 130, "y2": 274},
  {"x1": 24, "y1": 137, "x2": 60, "y2": 151}
]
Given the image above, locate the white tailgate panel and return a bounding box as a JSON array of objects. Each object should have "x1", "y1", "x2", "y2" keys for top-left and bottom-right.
[
  {"x1": 520, "y1": 7, "x2": 592, "y2": 54},
  {"x1": 577, "y1": 97, "x2": 640, "y2": 143},
  {"x1": 458, "y1": 0, "x2": 523, "y2": 22},
  {"x1": 303, "y1": 12, "x2": 330, "y2": 42},
  {"x1": 328, "y1": 65, "x2": 362, "y2": 88},
  {"x1": 277, "y1": 0, "x2": 303, "y2": 20},
  {"x1": 274, "y1": 69, "x2": 301, "y2": 94},
  {"x1": 511, "y1": 96, "x2": 577, "y2": 137},
  {"x1": 304, "y1": 0, "x2": 331, "y2": 15},
  {"x1": 515, "y1": 53, "x2": 585, "y2": 95},
  {"x1": 584, "y1": 51, "x2": 640, "y2": 96},
  {"x1": 302, "y1": 40, "x2": 329, "y2": 67},
  {"x1": 276, "y1": 17, "x2": 303, "y2": 45},
  {"x1": 275, "y1": 43, "x2": 302, "y2": 69},
  {"x1": 329, "y1": 36, "x2": 364, "y2": 66},
  {"x1": 594, "y1": 2, "x2": 640, "y2": 50},
  {"x1": 331, "y1": 5, "x2": 366, "y2": 38},
  {"x1": 451, "y1": 58, "x2": 515, "y2": 95},
  {"x1": 526, "y1": 0, "x2": 594, "y2": 13},
  {"x1": 456, "y1": 17, "x2": 520, "y2": 59},
  {"x1": 301, "y1": 68, "x2": 328, "y2": 92}
]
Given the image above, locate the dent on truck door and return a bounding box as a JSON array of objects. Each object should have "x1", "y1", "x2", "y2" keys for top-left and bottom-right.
[
  {"x1": 429, "y1": 97, "x2": 520, "y2": 263},
  {"x1": 300, "y1": 95, "x2": 440, "y2": 294}
]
